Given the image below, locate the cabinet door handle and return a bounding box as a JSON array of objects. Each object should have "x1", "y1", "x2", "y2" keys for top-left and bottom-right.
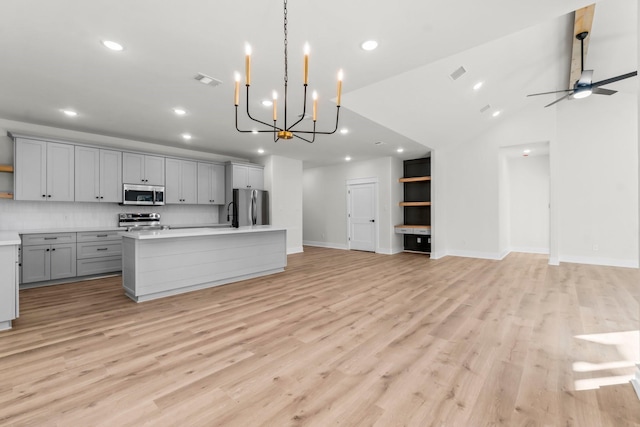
[
  {"x1": 100, "y1": 196, "x2": 104, "y2": 199},
  {"x1": 42, "y1": 194, "x2": 46, "y2": 198},
  {"x1": 97, "y1": 248, "x2": 108, "y2": 251},
  {"x1": 370, "y1": 219, "x2": 375, "y2": 223},
  {"x1": 47, "y1": 195, "x2": 52, "y2": 198},
  {"x1": 97, "y1": 234, "x2": 108, "y2": 237},
  {"x1": 46, "y1": 248, "x2": 50, "y2": 252},
  {"x1": 96, "y1": 196, "x2": 100, "y2": 199},
  {"x1": 51, "y1": 248, "x2": 56, "y2": 251}
]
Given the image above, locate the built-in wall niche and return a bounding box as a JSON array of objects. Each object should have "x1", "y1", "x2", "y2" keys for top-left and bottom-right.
[{"x1": 396, "y1": 157, "x2": 431, "y2": 254}]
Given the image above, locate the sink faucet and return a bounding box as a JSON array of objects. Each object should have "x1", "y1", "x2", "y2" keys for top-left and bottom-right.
[{"x1": 226, "y1": 201, "x2": 235, "y2": 222}]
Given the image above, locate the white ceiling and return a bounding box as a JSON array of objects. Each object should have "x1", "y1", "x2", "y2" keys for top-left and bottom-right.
[{"x1": 0, "y1": 0, "x2": 636, "y2": 168}]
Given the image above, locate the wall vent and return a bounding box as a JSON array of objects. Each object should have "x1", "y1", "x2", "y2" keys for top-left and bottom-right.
[
  {"x1": 479, "y1": 104, "x2": 491, "y2": 113},
  {"x1": 195, "y1": 73, "x2": 222, "y2": 87},
  {"x1": 449, "y1": 66, "x2": 467, "y2": 81}
]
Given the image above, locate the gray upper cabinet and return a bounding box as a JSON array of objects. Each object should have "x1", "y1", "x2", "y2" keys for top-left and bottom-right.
[
  {"x1": 15, "y1": 138, "x2": 75, "y2": 202},
  {"x1": 165, "y1": 158, "x2": 197, "y2": 204},
  {"x1": 75, "y1": 147, "x2": 122, "y2": 203},
  {"x1": 122, "y1": 152, "x2": 165, "y2": 186},
  {"x1": 230, "y1": 163, "x2": 264, "y2": 190},
  {"x1": 197, "y1": 162, "x2": 225, "y2": 205}
]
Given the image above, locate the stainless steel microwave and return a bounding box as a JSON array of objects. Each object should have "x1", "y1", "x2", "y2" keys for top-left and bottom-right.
[{"x1": 122, "y1": 184, "x2": 165, "y2": 206}]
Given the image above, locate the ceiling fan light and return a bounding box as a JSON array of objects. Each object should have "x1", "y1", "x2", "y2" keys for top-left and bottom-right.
[{"x1": 573, "y1": 88, "x2": 592, "y2": 99}]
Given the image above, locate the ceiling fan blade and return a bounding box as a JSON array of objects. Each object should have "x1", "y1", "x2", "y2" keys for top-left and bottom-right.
[
  {"x1": 578, "y1": 70, "x2": 593, "y2": 85},
  {"x1": 592, "y1": 71, "x2": 638, "y2": 87},
  {"x1": 544, "y1": 92, "x2": 574, "y2": 108},
  {"x1": 527, "y1": 89, "x2": 573, "y2": 97},
  {"x1": 592, "y1": 87, "x2": 617, "y2": 96}
]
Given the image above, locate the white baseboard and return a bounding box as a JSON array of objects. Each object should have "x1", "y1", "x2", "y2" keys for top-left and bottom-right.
[
  {"x1": 510, "y1": 246, "x2": 550, "y2": 255},
  {"x1": 558, "y1": 255, "x2": 639, "y2": 269},
  {"x1": 632, "y1": 365, "x2": 640, "y2": 401},
  {"x1": 445, "y1": 249, "x2": 506, "y2": 261},
  {"x1": 548, "y1": 256, "x2": 560, "y2": 266},
  {"x1": 377, "y1": 247, "x2": 404, "y2": 255},
  {"x1": 303, "y1": 240, "x2": 348, "y2": 250},
  {"x1": 287, "y1": 246, "x2": 304, "y2": 255}
]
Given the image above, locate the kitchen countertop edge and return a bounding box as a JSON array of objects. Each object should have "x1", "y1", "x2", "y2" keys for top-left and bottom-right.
[{"x1": 120, "y1": 225, "x2": 287, "y2": 240}]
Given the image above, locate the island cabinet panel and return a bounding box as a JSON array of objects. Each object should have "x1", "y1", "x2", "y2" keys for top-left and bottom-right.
[
  {"x1": 0, "y1": 245, "x2": 19, "y2": 331},
  {"x1": 122, "y1": 228, "x2": 286, "y2": 302}
]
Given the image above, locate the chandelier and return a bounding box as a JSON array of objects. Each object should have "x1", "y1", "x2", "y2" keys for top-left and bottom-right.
[{"x1": 234, "y1": 0, "x2": 343, "y2": 143}]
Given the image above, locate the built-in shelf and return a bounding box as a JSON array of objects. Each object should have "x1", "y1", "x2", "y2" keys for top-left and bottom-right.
[
  {"x1": 399, "y1": 201, "x2": 431, "y2": 207},
  {"x1": 399, "y1": 176, "x2": 431, "y2": 183},
  {"x1": 0, "y1": 192, "x2": 13, "y2": 199},
  {"x1": 0, "y1": 165, "x2": 14, "y2": 173},
  {"x1": 395, "y1": 224, "x2": 431, "y2": 230}
]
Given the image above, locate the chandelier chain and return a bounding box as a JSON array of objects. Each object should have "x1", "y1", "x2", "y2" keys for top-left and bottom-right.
[{"x1": 283, "y1": 0, "x2": 288, "y2": 85}]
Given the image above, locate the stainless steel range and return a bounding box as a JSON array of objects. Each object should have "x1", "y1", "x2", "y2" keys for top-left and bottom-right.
[{"x1": 118, "y1": 213, "x2": 168, "y2": 231}]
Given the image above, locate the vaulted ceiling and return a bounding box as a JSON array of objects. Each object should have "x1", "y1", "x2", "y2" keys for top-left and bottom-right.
[{"x1": 0, "y1": 0, "x2": 636, "y2": 167}]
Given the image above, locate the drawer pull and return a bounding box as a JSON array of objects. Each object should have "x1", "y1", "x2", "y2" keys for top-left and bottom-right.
[
  {"x1": 44, "y1": 237, "x2": 58, "y2": 240},
  {"x1": 96, "y1": 234, "x2": 108, "y2": 237},
  {"x1": 97, "y1": 248, "x2": 108, "y2": 251}
]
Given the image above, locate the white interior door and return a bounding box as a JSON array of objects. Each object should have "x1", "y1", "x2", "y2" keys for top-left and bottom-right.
[{"x1": 348, "y1": 183, "x2": 376, "y2": 252}]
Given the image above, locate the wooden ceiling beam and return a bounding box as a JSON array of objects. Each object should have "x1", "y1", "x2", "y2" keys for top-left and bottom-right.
[{"x1": 569, "y1": 4, "x2": 596, "y2": 87}]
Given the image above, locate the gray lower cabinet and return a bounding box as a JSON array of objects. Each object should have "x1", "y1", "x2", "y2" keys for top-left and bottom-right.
[
  {"x1": 21, "y1": 233, "x2": 77, "y2": 283},
  {"x1": 21, "y1": 230, "x2": 122, "y2": 285},
  {"x1": 76, "y1": 231, "x2": 122, "y2": 276}
]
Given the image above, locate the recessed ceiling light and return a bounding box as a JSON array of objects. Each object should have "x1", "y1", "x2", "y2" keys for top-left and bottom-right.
[
  {"x1": 62, "y1": 109, "x2": 77, "y2": 117},
  {"x1": 340, "y1": 128, "x2": 349, "y2": 134},
  {"x1": 361, "y1": 40, "x2": 378, "y2": 51},
  {"x1": 261, "y1": 100, "x2": 273, "y2": 107},
  {"x1": 492, "y1": 110, "x2": 501, "y2": 117},
  {"x1": 397, "y1": 148, "x2": 404, "y2": 153},
  {"x1": 523, "y1": 149, "x2": 531, "y2": 154},
  {"x1": 101, "y1": 40, "x2": 124, "y2": 51},
  {"x1": 345, "y1": 156, "x2": 351, "y2": 161},
  {"x1": 182, "y1": 133, "x2": 192, "y2": 140},
  {"x1": 258, "y1": 148, "x2": 265, "y2": 154},
  {"x1": 473, "y1": 81, "x2": 483, "y2": 91},
  {"x1": 173, "y1": 108, "x2": 187, "y2": 116}
]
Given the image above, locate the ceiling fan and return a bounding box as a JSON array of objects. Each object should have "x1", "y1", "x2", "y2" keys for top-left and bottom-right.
[{"x1": 527, "y1": 31, "x2": 637, "y2": 107}]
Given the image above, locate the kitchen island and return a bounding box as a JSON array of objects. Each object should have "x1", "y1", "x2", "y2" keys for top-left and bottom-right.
[{"x1": 120, "y1": 226, "x2": 287, "y2": 302}]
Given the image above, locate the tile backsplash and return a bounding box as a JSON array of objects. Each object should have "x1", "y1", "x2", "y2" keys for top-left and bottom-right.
[{"x1": 0, "y1": 200, "x2": 220, "y2": 231}]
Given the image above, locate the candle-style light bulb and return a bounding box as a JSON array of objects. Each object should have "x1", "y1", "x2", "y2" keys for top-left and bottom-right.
[
  {"x1": 272, "y1": 91, "x2": 278, "y2": 121},
  {"x1": 234, "y1": 72, "x2": 240, "y2": 106},
  {"x1": 303, "y1": 43, "x2": 310, "y2": 85},
  {"x1": 337, "y1": 69, "x2": 343, "y2": 106},
  {"x1": 312, "y1": 91, "x2": 318, "y2": 121},
  {"x1": 245, "y1": 44, "x2": 252, "y2": 86}
]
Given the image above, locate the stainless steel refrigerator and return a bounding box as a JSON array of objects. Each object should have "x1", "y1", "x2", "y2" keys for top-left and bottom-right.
[{"x1": 232, "y1": 189, "x2": 269, "y2": 228}]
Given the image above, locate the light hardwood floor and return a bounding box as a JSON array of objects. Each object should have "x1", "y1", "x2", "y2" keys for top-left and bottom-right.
[{"x1": 1, "y1": 247, "x2": 639, "y2": 426}]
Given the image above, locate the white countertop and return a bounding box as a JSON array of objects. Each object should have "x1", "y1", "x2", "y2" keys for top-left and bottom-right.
[
  {"x1": 121, "y1": 225, "x2": 286, "y2": 240},
  {"x1": 0, "y1": 232, "x2": 21, "y2": 246}
]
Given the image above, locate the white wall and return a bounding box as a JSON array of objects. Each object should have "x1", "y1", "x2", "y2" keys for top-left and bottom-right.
[
  {"x1": 258, "y1": 155, "x2": 303, "y2": 254},
  {"x1": 507, "y1": 154, "x2": 550, "y2": 253},
  {"x1": 438, "y1": 94, "x2": 638, "y2": 268},
  {"x1": 556, "y1": 94, "x2": 638, "y2": 267},
  {"x1": 0, "y1": 119, "x2": 248, "y2": 232},
  {"x1": 303, "y1": 156, "x2": 403, "y2": 254}
]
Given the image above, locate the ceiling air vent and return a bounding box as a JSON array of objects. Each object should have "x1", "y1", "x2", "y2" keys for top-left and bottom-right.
[
  {"x1": 449, "y1": 66, "x2": 466, "y2": 81},
  {"x1": 194, "y1": 73, "x2": 222, "y2": 87},
  {"x1": 479, "y1": 104, "x2": 491, "y2": 113}
]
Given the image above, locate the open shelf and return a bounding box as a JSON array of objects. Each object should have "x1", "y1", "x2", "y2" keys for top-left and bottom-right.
[
  {"x1": 395, "y1": 224, "x2": 431, "y2": 230},
  {"x1": 0, "y1": 165, "x2": 14, "y2": 173},
  {"x1": 399, "y1": 201, "x2": 431, "y2": 207},
  {"x1": 399, "y1": 176, "x2": 430, "y2": 183},
  {"x1": 0, "y1": 192, "x2": 13, "y2": 199}
]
